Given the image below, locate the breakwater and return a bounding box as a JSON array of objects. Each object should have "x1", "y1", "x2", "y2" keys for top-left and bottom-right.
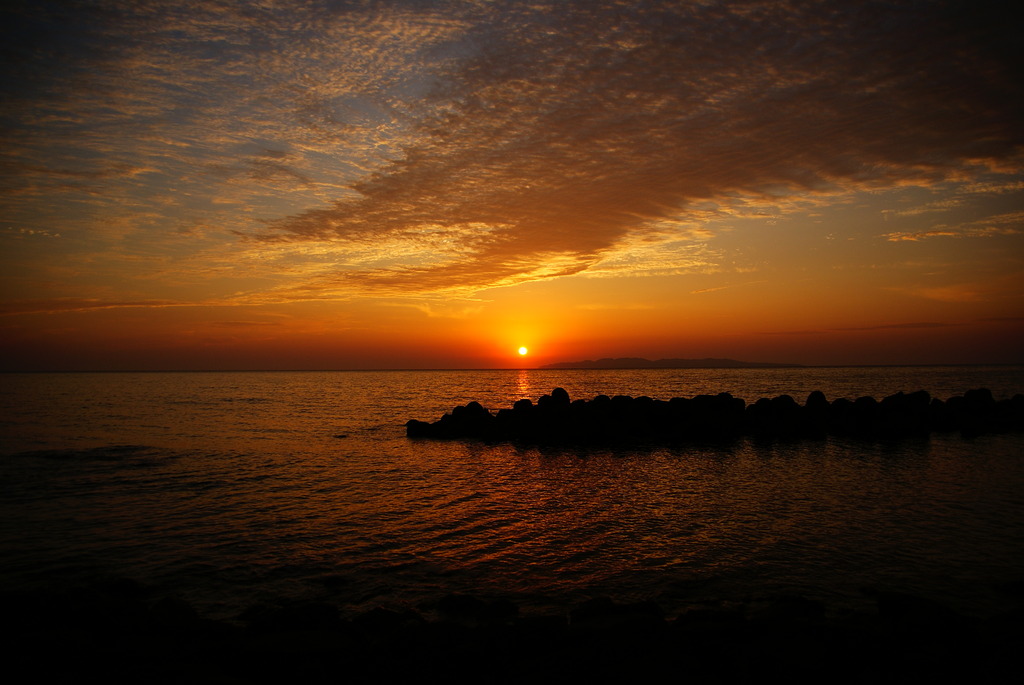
[
  {"x1": 407, "y1": 388, "x2": 1024, "y2": 442},
  {"x1": 7, "y1": 582, "x2": 1018, "y2": 683}
]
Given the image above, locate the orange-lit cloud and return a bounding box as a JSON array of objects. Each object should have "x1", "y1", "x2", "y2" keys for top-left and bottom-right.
[
  {"x1": 0, "y1": 298, "x2": 185, "y2": 316},
  {"x1": 248, "y1": 1, "x2": 1023, "y2": 294},
  {"x1": 883, "y1": 211, "x2": 1024, "y2": 241},
  {"x1": 834, "y1": 322, "x2": 955, "y2": 331}
]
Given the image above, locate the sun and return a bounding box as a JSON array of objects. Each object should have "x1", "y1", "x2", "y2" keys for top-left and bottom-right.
[{"x1": 517, "y1": 346, "x2": 528, "y2": 356}]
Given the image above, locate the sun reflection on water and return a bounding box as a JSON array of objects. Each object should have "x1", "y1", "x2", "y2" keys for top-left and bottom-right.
[{"x1": 515, "y1": 368, "x2": 532, "y2": 399}]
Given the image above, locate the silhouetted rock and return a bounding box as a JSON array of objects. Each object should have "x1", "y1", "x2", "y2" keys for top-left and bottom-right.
[
  {"x1": 750, "y1": 596, "x2": 827, "y2": 624},
  {"x1": 570, "y1": 596, "x2": 664, "y2": 629},
  {"x1": 243, "y1": 601, "x2": 342, "y2": 632},
  {"x1": 871, "y1": 590, "x2": 964, "y2": 625},
  {"x1": 405, "y1": 418, "x2": 433, "y2": 437},
  {"x1": 352, "y1": 606, "x2": 425, "y2": 633},
  {"x1": 406, "y1": 388, "x2": 1022, "y2": 443},
  {"x1": 149, "y1": 595, "x2": 203, "y2": 633},
  {"x1": 435, "y1": 593, "x2": 520, "y2": 626},
  {"x1": 8, "y1": 585, "x2": 1020, "y2": 684}
]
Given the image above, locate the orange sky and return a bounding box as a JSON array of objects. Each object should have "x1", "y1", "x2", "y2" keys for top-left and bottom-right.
[{"x1": 2, "y1": 0, "x2": 1022, "y2": 370}]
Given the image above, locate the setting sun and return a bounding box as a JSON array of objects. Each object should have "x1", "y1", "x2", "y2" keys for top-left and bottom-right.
[{"x1": 518, "y1": 347, "x2": 529, "y2": 356}]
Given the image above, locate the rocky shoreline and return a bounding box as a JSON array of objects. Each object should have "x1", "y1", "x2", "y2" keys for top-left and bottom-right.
[
  {"x1": 407, "y1": 388, "x2": 1024, "y2": 442},
  {"x1": 7, "y1": 581, "x2": 1023, "y2": 683}
]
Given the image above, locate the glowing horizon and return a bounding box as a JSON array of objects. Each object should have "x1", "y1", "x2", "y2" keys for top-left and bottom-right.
[{"x1": 1, "y1": 1, "x2": 1021, "y2": 371}]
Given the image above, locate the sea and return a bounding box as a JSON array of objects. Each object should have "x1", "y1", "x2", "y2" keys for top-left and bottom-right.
[{"x1": 2, "y1": 367, "x2": 1023, "y2": 623}]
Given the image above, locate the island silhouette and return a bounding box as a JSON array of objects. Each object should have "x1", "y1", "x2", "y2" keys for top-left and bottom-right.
[{"x1": 540, "y1": 357, "x2": 804, "y2": 369}]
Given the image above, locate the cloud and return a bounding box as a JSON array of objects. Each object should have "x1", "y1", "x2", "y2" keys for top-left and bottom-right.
[
  {"x1": 1, "y1": 0, "x2": 470, "y2": 237},
  {"x1": 691, "y1": 281, "x2": 768, "y2": 295},
  {"x1": 833, "y1": 322, "x2": 955, "y2": 331},
  {"x1": 576, "y1": 303, "x2": 656, "y2": 311},
  {"x1": 905, "y1": 286, "x2": 984, "y2": 303},
  {"x1": 882, "y1": 210, "x2": 1024, "y2": 241},
  {"x1": 884, "y1": 230, "x2": 963, "y2": 242},
  {"x1": 3, "y1": 227, "x2": 61, "y2": 239},
  {"x1": 4, "y1": 1, "x2": 1022, "y2": 304},
  {"x1": 760, "y1": 330, "x2": 825, "y2": 336},
  {"x1": 251, "y1": 0, "x2": 1023, "y2": 294},
  {"x1": 761, "y1": 322, "x2": 957, "y2": 335},
  {"x1": 386, "y1": 299, "x2": 486, "y2": 319},
  {"x1": 212, "y1": 320, "x2": 282, "y2": 327},
  {"x1": 0, "y1": 298, "x2": 184, "y2": 315}
]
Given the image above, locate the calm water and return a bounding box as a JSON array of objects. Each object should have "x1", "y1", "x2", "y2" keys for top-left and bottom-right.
[{"x1": 1, "y1": 367, "x2": 1023, "y2": 621}]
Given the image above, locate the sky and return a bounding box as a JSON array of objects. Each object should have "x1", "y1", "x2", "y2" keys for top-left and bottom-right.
[{"x1": 2, "y1": 0, "x2": 1022, "y2": 370}]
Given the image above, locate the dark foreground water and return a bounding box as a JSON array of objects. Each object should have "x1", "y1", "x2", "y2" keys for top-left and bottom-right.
[{"x1": 2, "y1": 367, "x2": 1023, "y2": 623}]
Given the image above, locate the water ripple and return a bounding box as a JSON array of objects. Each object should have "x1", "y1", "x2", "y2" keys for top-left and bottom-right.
[{"x1": 1, "y1": 369, "x2": 1022, "y2": 622}]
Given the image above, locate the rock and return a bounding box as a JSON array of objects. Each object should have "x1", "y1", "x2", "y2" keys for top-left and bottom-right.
[
  {"x1": 570, "y1": 596, "x2": 664, "y2": 628},
  {"x1": 406, "y1": 388, "x2": 1022, "y2": 443},
  {"x1": 551, "y1": 387, "x2": 571, "y2": 406}
]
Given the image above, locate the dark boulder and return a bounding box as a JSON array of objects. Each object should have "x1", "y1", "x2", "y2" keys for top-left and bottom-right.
[{"x1": 406, "y1": 388, "x2": 1021, "y2": 443}]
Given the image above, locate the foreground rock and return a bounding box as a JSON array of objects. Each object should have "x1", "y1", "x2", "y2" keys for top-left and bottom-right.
[
  {"x1": 6, "y1": 583, "x2": 1022, "y2": 684},
  {"x1": 407, "y1": 388, "x2": 1024, "y2": 442}
]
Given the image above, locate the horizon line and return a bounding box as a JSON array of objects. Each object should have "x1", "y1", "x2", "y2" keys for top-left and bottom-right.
[{"x1": 3, "y1": 362, "x2": 1023, "y2": 373}]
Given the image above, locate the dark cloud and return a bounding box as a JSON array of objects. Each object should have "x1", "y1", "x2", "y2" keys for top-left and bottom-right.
[
  {"x1": 258, "y1": 0, "x2": 1023, "y2": 292},
  {"x1": 246, "y1": 158, "x2": 315, "y2": 186}
]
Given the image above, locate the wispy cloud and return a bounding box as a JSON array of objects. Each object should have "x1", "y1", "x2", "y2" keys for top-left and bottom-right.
[
  {"x1": 883, "y1": 211, "x2": 1024, "y2": 241},
  {"x1": 833, "y1": 322, "x2": 955, "y2": 331},
  {"x1": 251, "y1": 1, "x2": 1023, "y2": 294},
  {"x1": 760, "y1": 322, "x2": 957, "y2": 335},
  {"x1": 691, "y1": 281, "x2": 768, "y2": 295},
  {"x1": 2, "y1": 0, "x2": 1022, "y2": 305},
  {"x1": 0, "y1": 298, "x2": 185, "y2": 316},
  {"x1": 212, "y1": 320, "x2": 282, "y2": 328},
  {"x1": 3, "y1": 227, "x2": 62, "y2": 239}
]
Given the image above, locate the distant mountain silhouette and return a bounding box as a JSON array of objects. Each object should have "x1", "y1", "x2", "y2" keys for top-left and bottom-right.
[{"x1": 539, "y1": 357, "x2": 804, "y2": 369}]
